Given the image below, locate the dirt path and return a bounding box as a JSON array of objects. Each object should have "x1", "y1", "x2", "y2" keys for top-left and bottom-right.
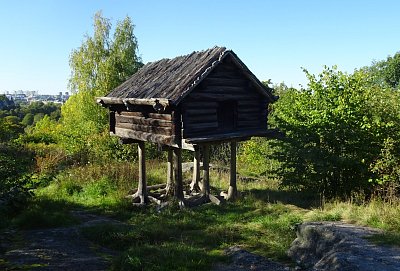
[{"x1": 0, "y1": 210, "x2": 122, "y2": 271}]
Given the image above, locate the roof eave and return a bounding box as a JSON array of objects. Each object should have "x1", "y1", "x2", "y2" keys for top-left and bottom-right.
[{"x1": 96, "y1": 97, "x2": 171, "y2": 109}]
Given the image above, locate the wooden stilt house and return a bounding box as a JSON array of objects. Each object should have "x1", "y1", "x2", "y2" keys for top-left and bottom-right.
[{"x1": 97, "y1": 46, "x2": 278, "y2": 206}]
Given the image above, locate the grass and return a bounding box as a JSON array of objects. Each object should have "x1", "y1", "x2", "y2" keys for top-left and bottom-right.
[{"x1": 4, "y1": 159, "x2": 400, "y2": 270}]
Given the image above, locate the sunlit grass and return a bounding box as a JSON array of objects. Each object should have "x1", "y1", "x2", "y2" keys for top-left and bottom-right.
[{"x1": 13, "y1": 159, "x2": 400, "y2": 270}]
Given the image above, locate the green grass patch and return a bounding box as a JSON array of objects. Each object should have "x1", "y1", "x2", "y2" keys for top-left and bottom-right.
[
  {"x1": 19, "y1": 160, "x2": 400, "y2": 270},
  {"x1": 12, "y1": 197, "x2": 79, "y2": 229},
  {"x1": 82, "y1": 200, "x2": 303, "y2": 269}
]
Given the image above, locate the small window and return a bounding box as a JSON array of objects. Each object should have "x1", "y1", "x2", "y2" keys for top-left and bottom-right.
[{"x1": 217, "y1": 100, "x2": 237, "y2": 131}]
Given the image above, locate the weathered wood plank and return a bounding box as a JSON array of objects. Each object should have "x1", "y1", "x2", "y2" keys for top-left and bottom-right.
[
  {"x1": 202, "y1": 145, "x2": 210, "y2": 196},
  {"x1": 182, "y1": 101, "x2": 218, "y2": 109},
  {"x1": 138, "y1": 141, "x2": 147, "y2": 204},
  {"x1": 199, "y1": 86, "x2": 250, "y2": 94},
  {"x1": 116, "y1": 122, "x2": 172, "y2": 135},
  {"x1": 173, "y1": 148, "x2": 184, "y2": 201},
  {"x1": 238, "y1": 100, "x2": 263, "y2": 106},
  {"x1": 227, "y1": 141, "x2": 237, "y2": 200},
  {"x1": 237, "y1": 120, "x2": 261, "y2": 127},
  {"x1": 189, "y1": 93, "x2": 257, "y2": 101},
  {"x1": 237, "y1": 107, "x2": 262, "y2": 113},
  {"x1": 203, "y1": 77, "x2": 248, "y2": 87},
  {"x1": 166, "y1": 148, "x2": 173, "y2": 196},
  {"x1": 238, "y1": 113, "x2": 263, "y2": 121},
  {"x1": 184, "y1": 108, "x2": 217, "y2": 116},
  {"x1": 114, "y1": 127, "x2": 177, "y2": 146},
  {"x1": 120, "y1": 111, "x2": 172, "y2": 120},
  {"x1": 116, "y1": 115, "x2": 172, "y2": 127},
  {"x1": 183, "y1": 114, "x2": 217, "y2": 123},
  {"x1": 184, "y1": 122, "x2": 218, "y2": 130},
  {"x1": 190, "y1": 147, "x2": 201, "y2": 192}
]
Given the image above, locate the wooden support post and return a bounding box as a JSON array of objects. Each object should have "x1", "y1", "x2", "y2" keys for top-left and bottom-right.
[
  {"x1": 173, "y1": 148, "x2": 184, "y2": 201},
  {"x1": 138, "y1": 141, "x2": 147, "y2": 204},
  {"x1": 166, "y1": 148, "x2": 174, "y2": 196},
  {"x1": 201, "y1": 145, "x2": 210, "y2": 196},
  {"x1": 190, "y1": 146, "x2": 201, "y2": 192},
  {"x1": 227, "y1": 141, "x2": 237, "y2": 200}
]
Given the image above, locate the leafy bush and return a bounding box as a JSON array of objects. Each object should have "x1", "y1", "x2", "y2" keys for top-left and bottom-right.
[
  {"x1": 0, "y1": 143, "x2": 34, "y2": 213},
  {"x1": 270, "y1": 67, "x2": 400, "y2": 198}
]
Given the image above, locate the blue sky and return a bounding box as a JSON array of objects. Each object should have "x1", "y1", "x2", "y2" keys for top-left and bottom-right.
[{"x1": 1, "y1": 0, "x2": 400, "y2": 94}]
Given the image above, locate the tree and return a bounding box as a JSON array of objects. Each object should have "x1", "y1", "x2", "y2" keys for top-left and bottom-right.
[
  {"x1": 362, "y1": 52, "x2": 400, "y2": 89},
  {"x1": 21, "y1": 113, "x2": 34, "y2": 126},
  {"x1": 269, "y1": 67, "x2": 400, "y2": 198},
  {"x1": 60, "y1": 11, "x2": 141, "y2": 157}
]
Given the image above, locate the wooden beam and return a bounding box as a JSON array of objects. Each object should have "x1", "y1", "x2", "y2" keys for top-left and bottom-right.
[
  {"x1": 227, "y1": 141, "x2": 237, "y2": 200},
  {"x1": 116, "y1": 115, "x2": 172, "y2": 127},
  {"x1": 97, "y1": 97, "x2": 170, "y2": 107},
  {"x1": 120, "y1": 111, "x2": 172, "y2": 120},
  {"x1": 138, "y1": 141, "x2": 147, "y2": 204},
  {"x1": 166, "y1": 148, "x2": 173, "y2": 196},
  {"x1": 114, "y1": 127, "x2": 177, "y2": 147},
  {"x1": 201, "y1": 145, "x2": 210, "y2": 196},
  {"x1": 173, "y1": 148, "x2": 184, "y2": 201},
  {"x1": 116, "y1": 122, "x2": 172, "y2": 135},
  {"x1": 190, "y1": 146, "x2": 201, "y2": 192}
]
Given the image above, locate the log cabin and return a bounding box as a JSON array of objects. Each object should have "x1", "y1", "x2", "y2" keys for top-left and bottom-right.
[{"x1": 97, "y1": 46, "x2": 278, "y2": 206}]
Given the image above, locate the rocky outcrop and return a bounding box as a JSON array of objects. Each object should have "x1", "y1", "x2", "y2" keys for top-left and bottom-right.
[{"x1": 288, "y1": 222, "x2": 400, "y2": 271}]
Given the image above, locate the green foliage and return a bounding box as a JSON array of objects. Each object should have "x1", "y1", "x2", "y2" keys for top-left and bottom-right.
[
  {"x1": 21, "y1": 112, "x2": 34, "y2": 126},
  {"x1": 270, "y1": 66, "x2": 400, "y2": 197},
  {"x1": 58, "y1": 11, "x2": 141, "y2": 160},
  {"x1": 0, "y1": 116, "x2": 24, "y2": 141},
  {"x1": 0, "y1": 143, "x2": 34, "y2": 215},
  {"x1": 238, "y1": 138, "x2": 280, "y2": 177}
]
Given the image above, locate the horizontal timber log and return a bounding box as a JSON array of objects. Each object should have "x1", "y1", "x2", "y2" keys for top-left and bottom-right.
[
  {"x1": 237, "y1": 107, "x2": 262, "y2": 113},
  {"x1": 97, "y1": 97, "x2": 170, "y2": 107},
  {"x1": 204, "y1": 78, "x2": 248, "y2": 87},
  {"x1": 238, "y1": 113, "x2": 263, "y2": 121},
  {"x1": 120, "y1": 111, "x2": 172, "y2": 120},
  {"x1": 207, "y1": 71, "x2": 240, "y2": 80},
  {"x1": 238, "y1": 100, "x2": 263, "y2": 106},
  {"x1": 116, "y1": 115, "x2": 172, "y2": 127},
  {"x1": 189, "y1": 93, "x2": 256, "y2": 100},
  {"x1": 184, "y1": 108, "x2": 217, "y2": 116},
  {"x1": 238, "y1": 120, "x2": 260, "y2": 127},
  {"x1": 114, "y1": 127, "x2": 177, "y2": 146},
  {"x1": 116, "y1": 122, "x2": 172, "y2": 135},
  {"x1": 198, "y1": 86, "x2": 249, "y2": 94},
  {"x1": 183, "y1": 101, "x2": 218, "y2": 109},
  {"x1": 183, "y1": 114, "x2": 217, "y2": 122},
  {"x1": 184, "y1": 122, "x2": 218, "y2": 130}
]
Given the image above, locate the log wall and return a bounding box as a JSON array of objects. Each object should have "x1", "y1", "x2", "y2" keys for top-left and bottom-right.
[
  {"x1": 181, "y1": 62, "x2": 268, "y2": 138},
  {"x1": 113, "y1": 110, "x2": 178, "y2": 146}
]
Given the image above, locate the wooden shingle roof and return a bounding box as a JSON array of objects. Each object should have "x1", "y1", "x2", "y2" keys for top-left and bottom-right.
[{"x1": 99, "y1": 46, "x2": 275, "y2": 107}]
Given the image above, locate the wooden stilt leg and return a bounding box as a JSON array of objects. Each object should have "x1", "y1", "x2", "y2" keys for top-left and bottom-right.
[
  {"x1": 173, "y1": 148, "x2": 184, "y2": 202},
  {"x1": 190, "y1": 146, "x2": 201, "y2": 192},
  {"x1": 202, "y1": 145, "x2": 210, "y2": 197},
  {"x1": 138, "y1": 141, "x2": 147, "y2": 204},
  {"x1": 227, "y1": 141, "x2": 237, "y2": 200},
  {"x1": 166, "y1": 148, "x2": 173, "y2": 196}
]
